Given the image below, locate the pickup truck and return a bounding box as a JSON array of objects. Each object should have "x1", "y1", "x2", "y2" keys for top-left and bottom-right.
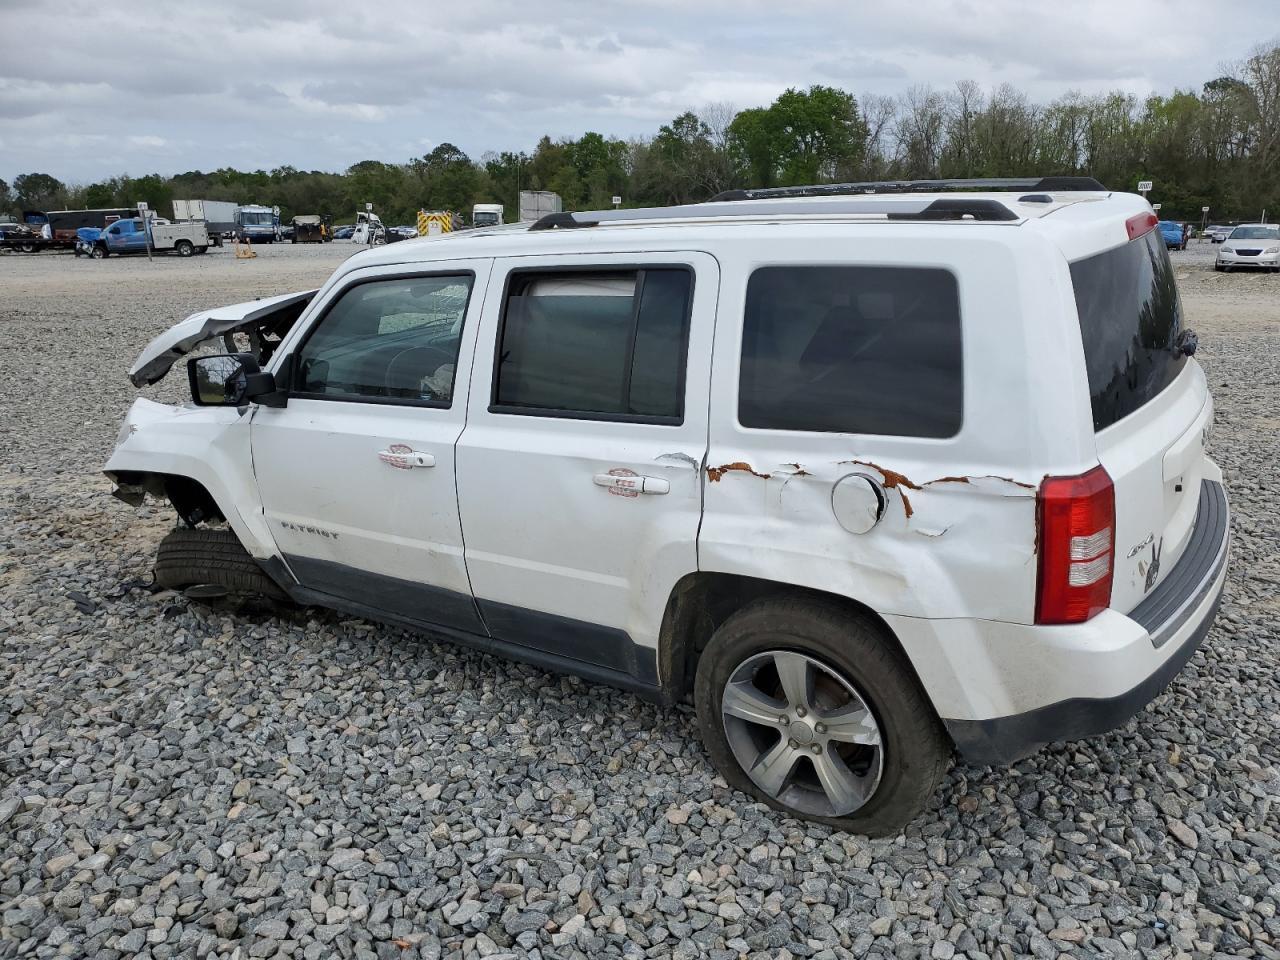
[{"x1": 91, "y1": 218, "x2": 212, "y2": 258}]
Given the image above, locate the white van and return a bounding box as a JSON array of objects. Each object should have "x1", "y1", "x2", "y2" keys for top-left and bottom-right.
[{"x1": 106, "y1": 178, "x2": 1228, "y2": 834}]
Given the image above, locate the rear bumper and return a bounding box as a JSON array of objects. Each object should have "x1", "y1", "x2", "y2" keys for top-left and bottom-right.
[{"x1": 933, "y1": 479, "x2": 1230, "y2": 765}]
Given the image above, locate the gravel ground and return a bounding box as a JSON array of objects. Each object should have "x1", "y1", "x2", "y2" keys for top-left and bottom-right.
[{"x1": 1, "y1": 241, "x2": 1278, "y2": 960}]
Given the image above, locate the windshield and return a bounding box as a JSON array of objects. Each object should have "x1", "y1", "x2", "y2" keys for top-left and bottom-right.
[
  {"x1": 1228, "y1": 225, "x2": 1280, "y2": 241},
  {"x1": 241, "y1": 211, "x2": 273, "y2": 225},
  {"x1": 474, "y1": 212, "x2": 498, "y2": 226}
]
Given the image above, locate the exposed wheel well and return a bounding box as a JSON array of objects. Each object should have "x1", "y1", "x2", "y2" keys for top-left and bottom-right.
[
  {"x1": 109, "y1": 471, "x2": 225, "y2": 527},
  {"x1": 658, "y1": 573, "x2": 927, "y2": 707}
]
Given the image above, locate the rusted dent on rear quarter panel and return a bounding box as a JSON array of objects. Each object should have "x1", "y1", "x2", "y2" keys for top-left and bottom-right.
[
  {"x1": 927, "y1": 474, "x2": 1036, "y2": 491},
  {"x1": 780, "y1": 463, "x2": 810, "y2": 476},
  {"x1": 837, "y1": 460, "x2": 919, "y2": 516},
  {"x1": 707, "y1": 461, "x2": 772, "y2": 482},
  {"x1": 835, "y1": 460, "x2": 1038, "y2": 520}
]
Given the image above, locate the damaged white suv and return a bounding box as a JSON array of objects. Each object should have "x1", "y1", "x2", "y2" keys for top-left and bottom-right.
[{"x1": 107, "y1": 178, "x2": 1229, "y2": 834}]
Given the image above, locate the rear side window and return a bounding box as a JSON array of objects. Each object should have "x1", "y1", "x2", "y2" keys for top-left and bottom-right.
[
  {"x1": 494, "y1": 268, "x2": 692, "y2": 422},
  {"x1": 1070, "y1": 229, "x2": 1186, "y2": 430},
  {"x1": 739, "y1": 266, "x2": 962, "y2": 437}
]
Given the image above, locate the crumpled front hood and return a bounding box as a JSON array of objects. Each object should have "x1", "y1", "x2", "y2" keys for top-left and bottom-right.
[{"x1": 128, "y1": 290, "x2": 316, "y2": 387}]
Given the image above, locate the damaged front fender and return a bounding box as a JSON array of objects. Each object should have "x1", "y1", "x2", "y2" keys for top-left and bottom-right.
[
  {"x1": 128, "y1": 289, "x2": 316, "y2": 387},
  {"x1": 104, "y1": 397, "x2": 275, "y2": 558}
]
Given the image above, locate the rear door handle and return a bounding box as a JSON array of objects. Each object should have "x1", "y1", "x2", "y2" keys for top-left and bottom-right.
[{"x1": 593, "y1": 473, "x2": 669, "y2": 495}]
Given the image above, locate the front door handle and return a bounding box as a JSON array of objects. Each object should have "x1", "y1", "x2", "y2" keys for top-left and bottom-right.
[
  {"x1": 378, "y1": 446, "x2": 435, "y2": 469},
  {"x1": 593, "y1": 472, "x2": 669, "y2": 495}
]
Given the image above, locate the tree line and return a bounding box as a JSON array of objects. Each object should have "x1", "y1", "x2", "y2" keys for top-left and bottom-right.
[{"x1": 3, "y1": 42, "x2": 1277, "y2": 226}]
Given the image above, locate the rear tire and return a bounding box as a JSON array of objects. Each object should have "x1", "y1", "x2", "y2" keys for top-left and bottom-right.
[
  {"x1": 693, "y1": 598, "x2": 949, "y2": 836},
  {"x1": 175, "y1": 240, "x2": 194, "y2": 257},
  {"x1": 155, "y1": 527, "x2": 287, "y2": 600}
]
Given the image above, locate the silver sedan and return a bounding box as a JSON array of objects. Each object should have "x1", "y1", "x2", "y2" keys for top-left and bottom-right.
[{"x1": 1215, "y1": 224, "x2": 1280, "y2": 272}]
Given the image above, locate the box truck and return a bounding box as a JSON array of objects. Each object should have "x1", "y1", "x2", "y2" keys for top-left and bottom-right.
[
  {"x1": 173, "y1": 200, "x2": 238, "y2": 239},
  {"x1": 518, "y1": 191, "x2": 562, "y2": 222}
]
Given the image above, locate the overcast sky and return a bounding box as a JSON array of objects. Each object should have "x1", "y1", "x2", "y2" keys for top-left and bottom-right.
[{"x1": 1, "y1": 0, "x2": 1276, "y2": 184}]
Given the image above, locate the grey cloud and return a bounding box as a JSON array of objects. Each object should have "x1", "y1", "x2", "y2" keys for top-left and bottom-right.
[
  {"x1": 0, "y1": 0, "x2": 1274, "y2": 182},
  {"x1": 813, "y1": 56, "x2": 910, "y2": 81}
]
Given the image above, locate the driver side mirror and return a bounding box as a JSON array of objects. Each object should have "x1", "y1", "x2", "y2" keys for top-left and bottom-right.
[{"x1": 186, "y1": 353, "x2": 277, "y2": 407}]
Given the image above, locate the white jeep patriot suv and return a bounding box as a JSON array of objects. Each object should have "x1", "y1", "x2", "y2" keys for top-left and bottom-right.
[{"x1": 106, "y1": 178, "x2": 1229, "y2": 834}]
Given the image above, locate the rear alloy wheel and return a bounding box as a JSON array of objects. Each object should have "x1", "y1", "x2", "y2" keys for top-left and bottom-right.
[
  {"x1": 721, "y1": 650, "x2": 884, "y2": 817},
  {"x1": 175, "y1": 240, "x2": 194, "y2": 257},
  {"x1": 694, "y1": 599, "x2": 949, "y2": 835}
]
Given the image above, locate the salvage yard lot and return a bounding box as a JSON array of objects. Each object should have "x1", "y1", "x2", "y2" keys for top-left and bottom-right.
[{"x1": 1, "y1": 242, "x2": 1278, "y2": 959}]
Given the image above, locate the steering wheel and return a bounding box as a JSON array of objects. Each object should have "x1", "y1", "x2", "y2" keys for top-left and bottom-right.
[{"x1": 384, "y1": 345, "x2": 454, "y2": 399}]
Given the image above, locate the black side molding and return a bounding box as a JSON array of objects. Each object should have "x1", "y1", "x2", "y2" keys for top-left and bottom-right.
[{"x1": 253, "y1": 556, "x2": 668, "y2": 703}]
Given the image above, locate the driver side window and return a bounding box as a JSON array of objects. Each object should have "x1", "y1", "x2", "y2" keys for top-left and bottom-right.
[{"x1": 294, "y1": 273, "x2": 473, "y2": 406}]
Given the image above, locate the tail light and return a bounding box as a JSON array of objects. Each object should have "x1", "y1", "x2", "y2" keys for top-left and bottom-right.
[
  {"x1": 1036, "y1": 465, "x2": 1115, "y2": 624},
  {"x1": 1126, "y1": 211, "x2": 1158, "y2": 240}
]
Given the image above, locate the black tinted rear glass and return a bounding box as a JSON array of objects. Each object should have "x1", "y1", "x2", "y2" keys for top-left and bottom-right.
[
  {"x1": 739, "y1": 266, "x2": 962, "y2": 437},
  {"x1": 1070, "y1": 229, "x2": 1186, "y2": 430}
]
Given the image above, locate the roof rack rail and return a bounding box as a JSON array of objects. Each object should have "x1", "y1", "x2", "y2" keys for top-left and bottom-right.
[
  {"x1": 711, "y1": 176, "x2": 1107, "y2": 201},
  {"x1": 887, "y1": 198, "x2": 1018, "y2": 222},
  {"x1": 526, "y1": 194, "x2": 1028, "y2": 232},
  {"x1": 528, "y1": 212, "x2": 598, "y2": 231}
]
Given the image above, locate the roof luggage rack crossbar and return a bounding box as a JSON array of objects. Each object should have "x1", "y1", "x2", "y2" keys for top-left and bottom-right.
[
  {"x1": 712, "y1": 176, "x2": 1107, "y2": 201},
  {"x1": 528, "y1": 212, "x2": 599, "y2": 231}
]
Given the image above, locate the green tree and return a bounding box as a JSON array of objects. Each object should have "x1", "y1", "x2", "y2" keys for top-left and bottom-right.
[
  {"x1": 769, "y1": 85, "x2": 867, "y2": 184},
  {"x1": 727, "y1": 107, "x2": 781, "y2": 187},
  {"x1": 481, "y1": 150, "x2": 530, "y2": 221},
  {"x1": 13, "y1": 172, "x2": 66, "y2": 210},
  {"x1": 413, "y1": 143, "x2": 479, "y2": 214}
]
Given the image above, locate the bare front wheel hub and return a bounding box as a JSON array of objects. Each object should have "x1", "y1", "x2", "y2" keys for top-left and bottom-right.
[{"x1": 720, "y1": 650, "x2": 884, "y2": 818}]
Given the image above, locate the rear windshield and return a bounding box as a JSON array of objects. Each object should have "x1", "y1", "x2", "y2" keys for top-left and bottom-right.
[{"x1": 1070, "y1": 229, "x2": 1186, "y2": 430}]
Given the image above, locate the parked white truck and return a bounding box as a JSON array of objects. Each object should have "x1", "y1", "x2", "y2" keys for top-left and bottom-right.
[
  {"x1": 518, "y1": 190, "x2": 562, "y2": 222},
  {"x1": 471, "y1": 203, "x2": 504, "y2": 228}
]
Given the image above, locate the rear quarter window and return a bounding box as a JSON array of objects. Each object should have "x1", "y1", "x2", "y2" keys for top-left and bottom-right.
[
  {"x1": 739, "y1": 265, "x2": 962, "y2": 437},
  {"x1": 1070, "y1": 230, "x2": 1186, "y2": 430}
]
